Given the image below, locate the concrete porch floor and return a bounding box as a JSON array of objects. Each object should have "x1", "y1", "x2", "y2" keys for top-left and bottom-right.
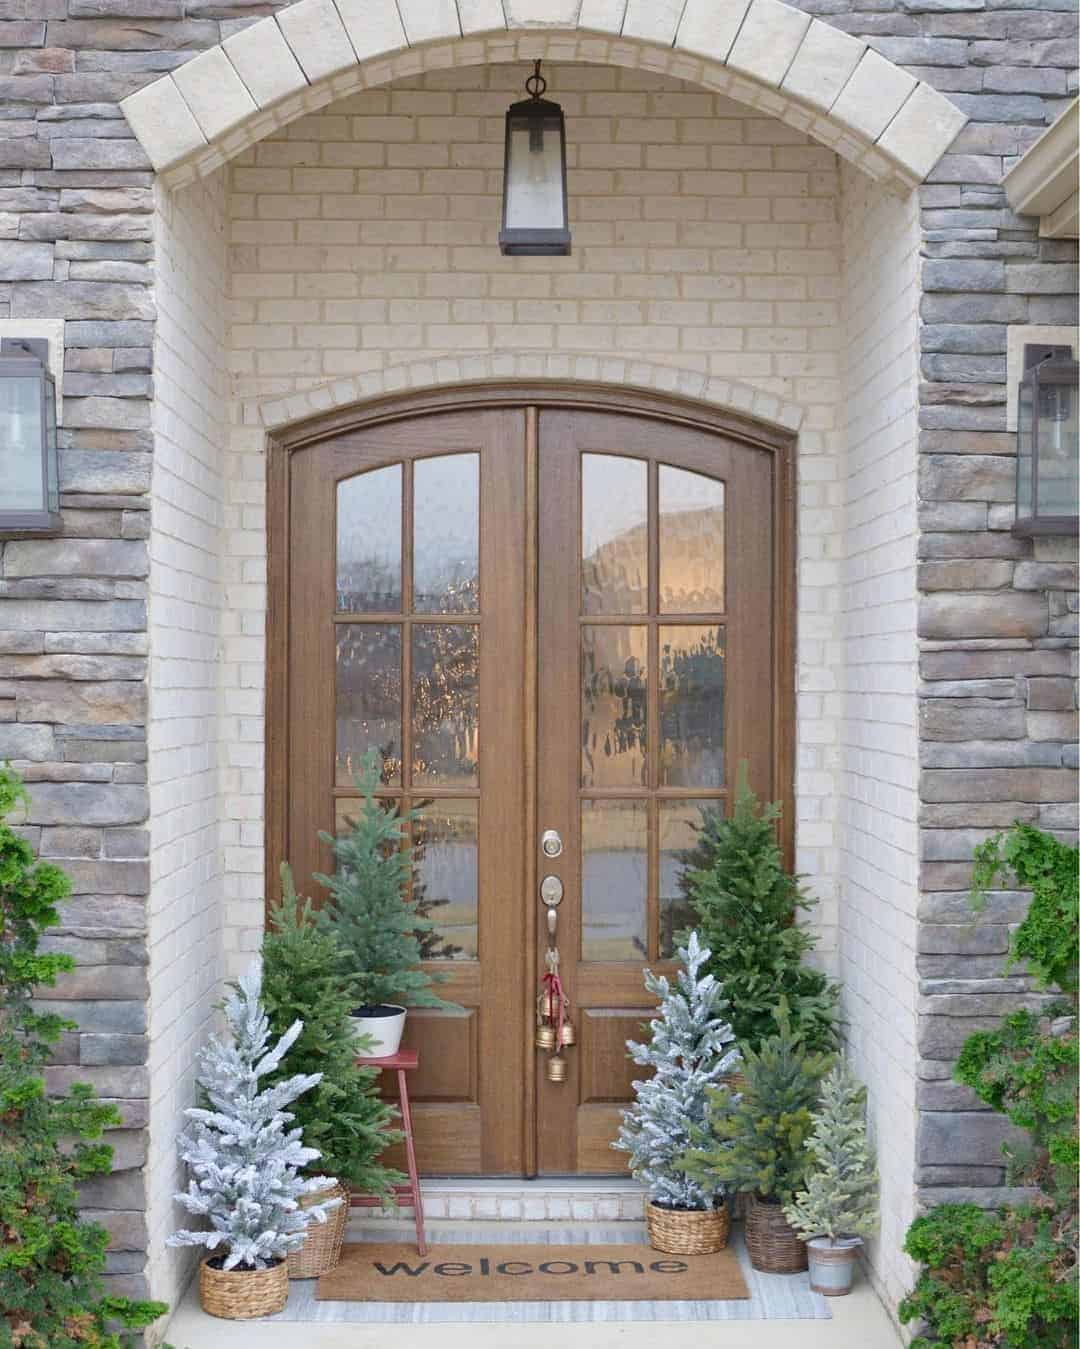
[{"x1": 162, "y1": 1219, "x2": 903, "y2": 1349}]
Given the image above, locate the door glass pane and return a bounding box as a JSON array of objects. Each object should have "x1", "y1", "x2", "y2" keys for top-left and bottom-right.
[
  {"x1": 412, "y1": 799, "x2": 478, "y2": 960},
  {"x1": 414, "y1": 453, "x2": 480, "y2": 614},
  {"x1": 659, "y1": 625, "x2": 725, "y2": 788},
  {"x1": 337, "y1": 465, "x2": 402, "y2": 613},
  {"x1": 582, "y1": 798, "x2": 647, "y2": 962},
  {"x1": 659, "y1": 465, "x2": 725, "y2": 613},
  {"x1": 336, "y1": 624, "x2": 401, "y2": 786},
  {"x1": 659, "y1": 799, "x2": 715, "y2": 959},
  {"x1": 582, "y1": 454, "x2": 648, "y2": 615},
  {"x1": 412, "y1": 624, "x2": 479, "y2": 786},
  {"x1": 581, "y1": 625, "x2": 647, "y2": 789}
]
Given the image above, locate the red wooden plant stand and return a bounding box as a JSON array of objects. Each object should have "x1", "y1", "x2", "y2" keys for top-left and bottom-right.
[{"x1": 351, "y1": 1048, "x2": 427, "y2": 1256}]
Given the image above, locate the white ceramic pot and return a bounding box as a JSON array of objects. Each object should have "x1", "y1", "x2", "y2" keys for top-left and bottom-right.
[
  {"x1": 349, "y1": 1004, "x2": 406, "y2": 1056},
  {"x1": 806, "y1": 1236, "x2": 861, "y2": 1296}
]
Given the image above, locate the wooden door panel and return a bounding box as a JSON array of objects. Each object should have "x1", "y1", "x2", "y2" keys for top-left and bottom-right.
[
  {"x1": 536, "y1": 407, "x2": 778, "y2": 1174},
  {"x1": 285, "y1": 408, "x2": 527, "y2": 1176}
]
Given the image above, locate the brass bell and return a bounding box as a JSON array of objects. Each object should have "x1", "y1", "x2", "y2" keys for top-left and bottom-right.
[
  {"x1": 535, "y1": 1023, "x2": 556, "y2": 1051},
  {"x1": 558, "y1": 1019, "x2": 576, "y2": 1048},
  {"x1": 546, "y1": 1054, "x2": 567, "y2": 1083},
  {"x1": 537, "y1": 991, "x2": 556, "y2": 1018}
]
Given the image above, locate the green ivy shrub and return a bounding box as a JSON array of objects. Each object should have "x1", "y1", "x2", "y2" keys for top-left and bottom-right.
[
  {"x1": 899, "y1": 822, "x2": 1078, "y2": 1349},
  {"x1": 899, "y1": 1204, "x2": 1077, "y2": 1349},
  {"x1": 0, "y1": 766, "x2": 167, "y2": 1348}
]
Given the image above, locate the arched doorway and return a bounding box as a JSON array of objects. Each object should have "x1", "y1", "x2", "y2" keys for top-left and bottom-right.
[{"x1": 268, "y1": 385, "x2": 794, "y2": 1175}]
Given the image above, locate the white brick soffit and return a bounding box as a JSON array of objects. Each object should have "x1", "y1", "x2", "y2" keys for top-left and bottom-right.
[
  {"x1": 247, "y1": 353, "x2": 807, "y2": 435},
  {"x1": 120, "y1": 2, "x2": 967, "y2": 195}
]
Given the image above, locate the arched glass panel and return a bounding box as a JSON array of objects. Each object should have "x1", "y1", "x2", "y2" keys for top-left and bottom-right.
[
  {"x1": 659, "y1": 464, "x2": 725, "y2": 613},
  {"x1": 413, "y1": 453, "x2": 480, "y2": 614},
  {"x1": 581, "y1": 453, "x2": 648, "y2": 615},
  {"x1": 337, "y1": 463, "x2": 402, "y2": 612}
]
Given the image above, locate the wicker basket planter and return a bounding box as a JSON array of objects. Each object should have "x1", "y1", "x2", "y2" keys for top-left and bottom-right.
[
  {"x1": 198, "y1": 1255, "x2": 288, "y2": 1319},
  {"x1": 745, "y1": 1194, "x2": 808, "y2": 1274},
  {"x1": 647, "y1": 1199, "x2": 730, "y2": 1255},
  {"x1": 286, "y1": 1181, "x2": 348, "y2": 1279}
]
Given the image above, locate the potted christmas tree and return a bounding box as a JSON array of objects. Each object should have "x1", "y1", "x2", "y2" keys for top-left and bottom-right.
[
  {"x1": 680, "y1": 1006, "x2": 833, "y2": 1273},
  {"x1": 784, "y1": 1062, "x2": 879, "y2": 1295},
  {"x1": 317, "y1": 750, "x2": 453, "y2": 1055},
  {"x1": 169, "y1": 963, "x2": 341, "y2": 1318},
  {"x1": 262, "y1": 865, "x2": 405, "y2": 1278},
  {"x1": 681, "y1": 765, "x2": 840, "y2": 1065},
  {"x1": 614, "y1": 932, "x2": 739, "y2": 1254}
]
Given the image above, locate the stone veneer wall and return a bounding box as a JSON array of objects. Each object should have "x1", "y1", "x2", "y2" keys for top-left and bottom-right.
[{"x1": 0, "y1": 0, "x2": 1074, "y2": 1318}]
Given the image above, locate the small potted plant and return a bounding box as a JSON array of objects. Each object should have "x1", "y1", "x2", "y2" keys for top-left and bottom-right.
[
  {"x1": 317, "y1": 749, "x2": 454, "y2": 1055},
  {"x1": 169, "y1": 964, "x2": 341, "y2": 1318},
  {"x1": 783, "y1": 1062, "x2": 879, "y2": 1295},
  {"x1": 680, "y1": 1005, "x2": 833, "y2": 1273},
  {"x1": 262, "y1": 865, "x2": 405, "y2": 1278},
  {"x1": 614, "y1": 932, "x2": 740, "y2": 1254}
]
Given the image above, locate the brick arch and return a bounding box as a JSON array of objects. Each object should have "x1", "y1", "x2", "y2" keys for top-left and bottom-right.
[
  {"x1": 248, "y1": 351, "x2": 807, "y2": 433},
  {"x1": 121, "y1": 2, "x2": 965, "y2": 195}
]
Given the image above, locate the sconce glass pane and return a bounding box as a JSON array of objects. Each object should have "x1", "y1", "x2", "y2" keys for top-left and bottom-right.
[
  {"x1": 504, "y1": 118, "x2": 565, "y2": 231},
  {"x1": 1036, "y1": 375, "x2": 1079, "y2": 517},
  {"x1": 1017, "y1": 375, "x2": 1034, "y2": 521},
  {"x1": 0, "y1": 376, "x2": 44, "y2": 512},
  {"x1": 45, "y1": 375, "x2": 58, "y2": 513}
]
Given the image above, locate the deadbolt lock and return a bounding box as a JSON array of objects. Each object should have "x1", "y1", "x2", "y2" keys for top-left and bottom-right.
[{"x1": 541, "y1": 829, "x2": 563, "y2": 858}]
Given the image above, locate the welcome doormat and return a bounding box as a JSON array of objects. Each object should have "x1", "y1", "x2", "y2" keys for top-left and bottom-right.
[{"x1": 317, "y1": 1242, "x2": 749, "y2": 1303}]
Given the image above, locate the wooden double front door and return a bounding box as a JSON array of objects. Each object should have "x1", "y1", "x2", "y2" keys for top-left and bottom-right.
[{"x1": 271, "y1": 390, "x2": 792, "y2": 1177}]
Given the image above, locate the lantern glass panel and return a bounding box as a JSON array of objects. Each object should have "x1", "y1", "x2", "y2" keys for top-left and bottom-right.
[
  {"x1": 1017, "y1": 372, "x2": 1034, "y2": 521},
  {"x1": 1035, "y1": 369, "x2": 1078, "y2": 518},
  {"x1": 0, "y1": 374, "x2": 45, "y2": 513},
  {"x1": 44, "y1": 371, "x2": 58, "y2": 514},
  {"x1": 504, "y1": 114, "x2": 565, "y2": 232}
]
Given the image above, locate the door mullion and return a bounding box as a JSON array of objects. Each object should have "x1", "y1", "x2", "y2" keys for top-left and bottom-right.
[{"x1": 523, "y1": 405, "x2": 539, "y2": 1178}]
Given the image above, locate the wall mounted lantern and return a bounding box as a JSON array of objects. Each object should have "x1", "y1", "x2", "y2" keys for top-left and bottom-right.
[
  {"x1": 0, "y1": 338, "x2": 59, "y2": 535},
  {"x1": 1015, "y1": 343, "x2": 1079, "y2": 536},
  {"x1": 499, "y1": 61, "x2": 571, "y2": 257}
]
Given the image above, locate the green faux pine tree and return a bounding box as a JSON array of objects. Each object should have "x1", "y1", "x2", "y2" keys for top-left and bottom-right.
[
  {"x1": 682, "y1": 763, "x2": 839, "y2": 1054},
  {"x1": 680, "y1": 1007, "x2": 834, "y2": 1205},
  {"x1": 262, "y1": 866, "x2": 404, "y2": 1197},
  {"x1": 0, "y1": 767, "x2": 167, "y2": 1348},
  {"x1": 784, "y1": 1062, "x2": 879, "y2": 1245},
  {"x1": 316, "y1": 750, "x2": 451, "y2": 1012}
]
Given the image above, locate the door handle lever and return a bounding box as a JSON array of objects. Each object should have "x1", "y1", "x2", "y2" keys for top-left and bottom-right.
[{"x1": 546, "y1": 906, "x2": 558, "y2": 940}]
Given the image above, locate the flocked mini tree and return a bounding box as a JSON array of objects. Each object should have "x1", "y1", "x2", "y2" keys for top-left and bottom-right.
[
  {"x1": 613, "y1": 931, "x2": 739, "y2": 1211},
  {"x1": 784, "y1": 1062, "x2": 879, "y2": 1246},
  {"x1": 316, "y1": 750, "x2": 451, "y2": 1013},
  {"x1": 170, "y1": 963, "x2": 340, "y2": 1270}
]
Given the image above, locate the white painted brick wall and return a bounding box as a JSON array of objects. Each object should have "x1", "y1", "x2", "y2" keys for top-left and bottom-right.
[
  {"x1": 222, "y1": 61, "x2": 848, "y2": 971},
  {"x1": 838, "y1": 160, "x2": 921, "y2": 1313},
  {"x1": 143, "y1": 61, "x2": 923, "y2": 1318},
  {"x1": 147, "y1": 170, "x2": 229, "y2": 1316}
]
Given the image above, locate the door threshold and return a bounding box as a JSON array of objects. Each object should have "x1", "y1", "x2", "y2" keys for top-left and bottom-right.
[{"x1": 357, "y1": 1177, "x2": 645, "y2": 1223}]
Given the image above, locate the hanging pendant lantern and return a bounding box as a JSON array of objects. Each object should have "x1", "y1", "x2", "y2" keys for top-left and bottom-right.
[{"x1": 499, "y1": 61, "x2": 571, "y2": 257}]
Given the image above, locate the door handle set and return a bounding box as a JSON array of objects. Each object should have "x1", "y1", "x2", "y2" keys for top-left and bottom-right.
[{"x1": 535, "y1": 839, "x2": 574, "y2": 1080}]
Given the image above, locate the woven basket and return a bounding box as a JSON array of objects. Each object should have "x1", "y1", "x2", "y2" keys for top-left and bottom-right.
[
  {"x1": 745, "y1": 1195, "x2": 808, "y2": 1274},
  {"x1": 287, "y1": 1181, "x2": 348, "y2": 1279},
  {"x1": 647, "y1": 1199, "x2": 730, "y2": 1255},
  {"x1": 199, "y1": 1255, "x2": 288, "y2": 1319}
]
